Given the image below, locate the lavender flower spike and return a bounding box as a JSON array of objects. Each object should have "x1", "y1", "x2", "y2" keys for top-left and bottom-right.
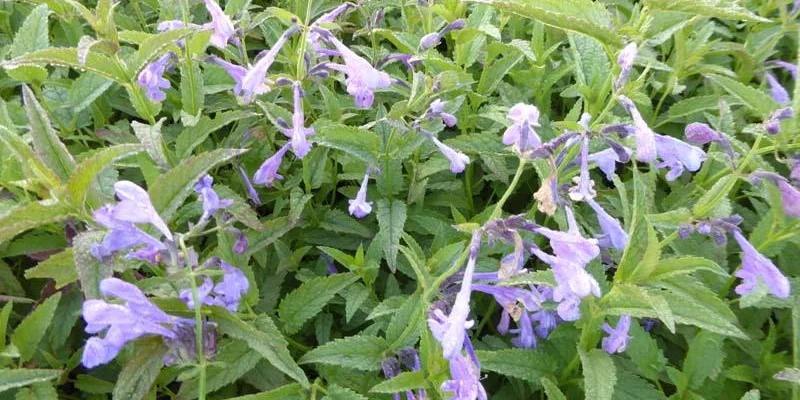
[
  {"x1": 654, "y1": 134, "x2": 706, "y2": 181},
  {"x1": 112, "y1": 181, "x2": 172, "y2": 240},
  {"x1": 203, "y1": 0, "x2": 239, "y2": 49},
  {"x1": 253, "y1": 143, "x2": 291, "y2": 187},
  {"x1": 617, "y1": 95, "x2": 657, "y2": 163},
  {"x1": 586, "y1": 199, "x2": 628, "y2": 250},
  {"x1": 732, "y1": 230, "x2": 790, "y2": 299},
  {"x1": 320, "y1": 31, "x2": 392, "y2": 108},
  {"x1": 601, "y1": 315, "x2": 632, "y2": 354},
  {"x1": 441, "y1": 352, "x2": 488, "y2": 400},
  {"x1": 431, "y1": 136, "x2": 470, "y2": 173},
  {"x1": 778, "y1": 179, "x2": 800, "y2": 218},
  {"x1": 503, "y1": 103, "x2": 542, "y2": 153},
  {"x1": 428, "y1": 231, "x2": 482, "y2": 359},
  {"x1": 534, "y1": 207, "x2": 600, "y2": 267},
  {"x1": 588, "y1": 147, "x2": 631, "y2": 181},
  {"x1": 283, "y1": 82, "x2": 315, "y2": 158},
  {"x1": 233, "y1": 25, "x2": 299, "y2": 103},
  {"x1": 765, "y1": 72, "x2": 790, "y2": 105},
  {"x1": 614, "y1": 43, "x2": 637, "y2": 90},
  {"x1": 137, "y1": 53, "x2": 173, "y2": 102},
  {"x1": 348, "y1": 171, "x2": 373, "y2": 218}
]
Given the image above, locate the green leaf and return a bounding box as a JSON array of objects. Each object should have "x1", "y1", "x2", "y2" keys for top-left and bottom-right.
[
  {"x1": 681, "y1": 332, "x2": 725, "y2": 391},
  {"x1": 224, "y1": 383, "x2": 306, "y2": 400},
  {"x1": 180, "y1": 62, "x2": 204, "y2": 124},
  {"x1": 740, "y1": 390, "x2": 760, "y2": 400},
  {"x1": 386, "y1": 292, "x2": 423, "y2": 349},
  {"x1": 3, "y1": 48, "x2": 128, "y2": 83},
  {"x1": 310, "y1": 121, "x2": 381, "y2": 163},
  {"x1": 179, "y1": 340, "x2": 261, "y2": 399},
  {"x1": 73, "y1": 231, "x2": 112, "y2": 299},
  {"x1": 212, "y1": 311, "x2": 309, "y2": 388},
  {"x1": 477, "y1": 349, "x2": 558, "y2": 384},
  {"x1": 128, "y1": 28, "x2": 194, "y2": 76},
  {"x1": 22, "y1": 86, "x2": 76, "y2": 182},
  {"x1": 278, "y1": 273, "x2": 359, "y2": 335},
  {"x1": 656, "y1": 276, "x2": 746, "y2": 338},
  {"x1": 213, "y1": 184, "x2": 263, "y2": 231},
  {"x1": 644, "y1": 0, "x2": 770, "y2": 23},
  {"x1": 693, "y1": 175, "x2": 736, "y2": 219},
  {"x1": 477, "y1": 43, "x2": 524, "y2": 96},
  {"x1": 369, "y1": 371, "x2": 426, "y2": 393},
  {"x1": 0, "y1": 261, "x2": 24, "y2": 297},
  {"x1": 0, "y1": 302, "x2": 14, "y2": 353},
  {"x1": 0, "y1": 370, "x2": 61, "y2": 393},
  {"x1": 9, "y1": 5, "x2": 50, "y2": 58},
  {"x1": 323, "y1": 384, "x2": 369, "y2": 400},
  {"x1": 14, "y1": 382, "x2": 58, "y2": 400},
  {"x1": 298, "y1": 335, "x2": 387, "y2": 371},
  {"x1": 24, "y1": 249, "x2": 78, "y2": 289},
  {"x1": 0, "y1": 201, "x2": 72, "y2": 245},
  {"x1": 540, "y1": 377, "x2": 567, "y2": 400},
  {"x1": 175, "y1": 110, "x2": 254, "y2": 158},
  {"x1": 112, "y1": 339, "x2": 167, "y2": 400},
  {"x1": 131, "y1": 119, "x2": 169, "y2": 170},
  {"x1": 626, "y1": 322, "x2": 667, "y2": 381},
  {"x1": 706, "y1": 75, "x2": 777, "y2": 118},
  {"x1": 603, "y1": 284, "x2": 675, "y2": 333},
  {"x1": 66, "y1": 144, "x2": 143, "y2": 208},
  {"x1": 612, "y1": 372, "x2": 666, "y2": 400},
  {"x1": 68, "y1": 73, "x2": 114, "y2": 114},
  {"x1": 246, "y1": 216, "x2": 295, "y2": 256},
  {"x1": 12, "y1": 293, "x2": 61, "y2": 362},
  {"x1": 647, "y1": 256, "x2": 728, "y2": 282},
  {"x1": 627, "y1": 222, "x2": 661, "y2": 283},
  {"x1": 615, "y1": 175, "x2": 650, "y2": 282},
  {"x1": 149, "y1": 148, "x2": 247, "y2": 222},
  {"x1": 472, "y1": 0, "x2": 622, "y2": 47},
  {"x1": 580, "y1": 349, "x2": 616, "y2": 400},
  {"x1": 375, "y1": 200, "x2": 407, "y2": 272},
  {"x1": 0, "y1": 126, "x2": 61, "y2": 189}
]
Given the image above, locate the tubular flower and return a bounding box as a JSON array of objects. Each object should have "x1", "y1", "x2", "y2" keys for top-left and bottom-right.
[
  {"x1": 601, "y1": 315, "x2": 632, "y2": 354},
  {"x1": 732, "y1": 230, "x2": 790, "y2": 299},
  {"x1": 617, "y1": 95, "x2": 657, "y2": 163},
  {"x1": 348, "y1": 170, "x2": 373, "y2": 218}
]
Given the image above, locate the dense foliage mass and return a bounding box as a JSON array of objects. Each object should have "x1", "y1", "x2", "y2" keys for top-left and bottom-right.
[{"x1": 1, "y1": 0, "x2": 800, "y2": 399}]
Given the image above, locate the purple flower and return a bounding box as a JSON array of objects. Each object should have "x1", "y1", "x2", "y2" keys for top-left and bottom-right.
[
  {"x1": 568, "y1": 137, "x2": 597, "y2": 202},
  {"x1": 348, "y1": 171, "x2": 373, "y2": 218},
  {"x1": 732, "y1": 230, "x2": 790, "y2": 299},
  {"x1": 238, "y1": 166, "x2": 262, "y2": 205},
  {"x1": 778, "y1": 180, "x2": 800, "y2": 218},
  {"x1": 765, "y1": 107, "x2": 793, "y2": 134},
  {"x1": 534, "y1": 208, "x2": 600, "y2": 267},
  {"x1": 232, "y1": 230, "x2": 248, "y2": 254},
  {"x1": 531, "y1": 298, "x2": 559, "y2": 338},
  {"x1": 111, "y1": 181, "x2": 172, "y2": 240},
  {"x1": 282, "y1": 82, "x2": 315, "y2": 158},
  {"x1": 428, "y1": 231, "x2": 481, "y2": 359},
  {"x1": 503, "y1": 103, "x2": 542, "y2": 152},
  {"x1": 195, "y1": 175, "x2": 233, "y2": 222},
  {"x1": 615, "y1": 43, "x2": 637, "y2": 90},
  {"x1": 137, "y1": 53, "x2": 173, "y2": 102},
  {"x1": 472, "y1": 284, "x2": 541, "y2": 338},
  {"x1": 510, "y1": 311, "x2": 536, "y2": 349},
  {"x1": 617, "y1": 95, "x2": 657, "y2": 163},
  {"x1": 91, "y1": 207, "x2": 167, "y2": 261},
  {"x1": 81, "y1": 278, "x2": 176, "y2": 368},
  {"x1": 179, "y1": 261, "x2": 250, "y2": 312},
  {"x1": 163, "y1": 319, "x2": 217, "y2": 366},
  {"x1": 765, "y1": 72, "x2": 790, "y2": 105},
  {"x1": 203, "y1": 0, "x2": 238, "y2": 49},
  {"x1": 379, "y1": 53, "x2": 422, "y2": 71},
  {"x1": 307, "y1": 3, "x2": 357, "y2": 54},
  {"x1": 601, "y1": 315, "x2": 632, "y2": 354},
  {"x1": 769, "y1": 60, "x2": 798, "y2": 80},
  {"x1": 441, "y1": 352, "x2": 488, "y2": 400},
  {"x1": 685, "y1": 123, "x2": 721, "y2": 144},
  {"x1": 431, "y1": 137, "x2": 470, "y2": 173},
  {"x1": 419, "y1": 33, "x2": 441, "y2": 50},
  {"x1": 321, "y1": 32, "x2": 392, "y2": 108},
  {"x1": 381, "y1": 357, "x2": 403, "y2": 400},
  {"x1": 654, "y1": 134, "x2": 706, "y2": 181},
  {"x1": 588, "y1": 147, "x2": 631, "y2": 181},
  {"x1": 179, "y1": 277, "x2": 215, "y2": 310},
  {"x1": 427, "y1": 99, "x2": 457, "y2": 127},
  {"x1": 586, "y1": 199, "x2": 628, "y2": 250},
  {"x1": 210, "y1": 26, "x2": 298, "y2": 103},
  {"x1": 253, "y1": 143, "x2": 290, "y2": 187}
]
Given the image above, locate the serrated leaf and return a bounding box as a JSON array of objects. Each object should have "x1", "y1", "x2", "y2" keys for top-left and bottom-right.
[
  {"x1": 0, "y1": 125, "x2": 61, "y2": 189},
  {"x1": 73, "y1": 231, "x2": 111, "y2": 299},
  {"x1": 179, "y1": 340, "x2": 261, "y2": 399},
  {"x1": 706, "y1": 75, "x2": 777, "y2": 118},
  {"x1": 376, "y1": 200, "x2": 407, "y2": 272},
  {"x1": 68, "y1": 73, "x2": 113, "y2": 114},
  {"x1": 298, "y1": 335, "x2": 387, "y2": 371},
  {"x1": 246, "y1": 216, "x2": 295, "y2": 256},
  {"x1": 3, "y1": 48, "x2": 128, "y2": 83},
  {"x1": 320, "y1": 209, "x2": 372, "y2": 238},
  {"x1": 644, "y1": 0, "x2": 770, "y2": 23},
  {"x1": 580, "y1": 349, "x2": 616, "y2": 400},
  {"x1": 477, "y1": 349, "x2": 558, "y2": 383},
  {"x1": 0, "y1": 370, "x2": 61, "y2": 393},
  {"x1": 14, "y1": 382, "x2": 58, "y2": 400},
  {"x1": 693, "y1": 175, "x2": 736, "y2": 219},
  {"x1": 128, "y1": 28, "x2": 194, "y2": 76},
  {"x1": 369, "y1": 371, "x2": 426, "y2": 393},
  {"x1": 344, "y1": 283, "x2": 369, "y2": 322},
  {"x1": 66, "y1": 144, "x2": 142, "y2": 208},
  {"x1": 0, "y1": 261, "x2": 24, "y2": 297},
  {"x1": 212, "y1": 311, "x2": 309, "y2": 388},
  {"x1": 310, "y1": 121, "x2": 380, "y2": 163},
  {"x1": 25, "y1": 249, "x2": 78, "y2": 289},
  {"x1": 541, "y1": 377, "x2": 566, "y2": 400},
  {"x1": 0, "y1": 302, "x2": 13, "y2": 353},
  {"x1": 323, "y1": 384, "x2": 369, "y2": 400},
  {"x1": 22, "y1": 86, "x2": 76, "y2": 182},
  {"x1": 647, "y1": 256, "x2": 728, "y2": 282},
  {"x1": 131, "y1": 119, "x2": 169, "y2": 170},
  {"x1": 112, "y1": 339, "x2": 167, "y2": 400},
  {"x1": 0, "y1": 201, "x2": 72, "y2": 245},
  {"x1": 604, "y1": 284, "x2": 675, "y2": 333},
  {"x1": 213, "y1": 184, "x2": 263, "y2": 231},
  {"x1": 656, "y1": 276, "x2": 746, "y2": 338},
  {"x1": 278, "y1": 273, "x2": 359, "y2": 335},
  {"x1": 9, "y1": 5, "x2": 50, "y2": 59},
  {"x1": 175, "y1": 110, "x2": 254, "y2": 158},
  {"x1": 472, "y1": 0, "x2": 622, "y2": 47},
  {"x1": 681, "y1": 331, "x2": 725, "y2": 391},
  {"x1": 740, "y1": 390, "x2": 760, "y2": 400},
  {"x1": 386, "y1": 292, "x2": 423, "y2": 349},
  {"x1": 180, "y1": 62, "x2": 204, "y2": 123},
  {"x1": 224, "y1": 383, "x2": 306, "y2": 400},
  {"x1": 12, "y1": 293, "x2": 61, "y2": 362},
  {"x1": 477, "y1": 43, "x2": 523, "y2": 96},
  {"x1": 612, "y1": 372, "x2": 666, "y2": 400},
  {"x1": 149, "y1": 148, "x2": 247, "y2": 222}
]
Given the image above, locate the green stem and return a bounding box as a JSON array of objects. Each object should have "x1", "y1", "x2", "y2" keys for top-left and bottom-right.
[
  {"x1": 793, "y1": 306, "x2": 800, "y2": 400},
  {"x1": 489, "y1": 157, "x2": 527, "y2": 220},
  {"x1": 179, "y1": 237, "x2": 206, "y2": 400}
]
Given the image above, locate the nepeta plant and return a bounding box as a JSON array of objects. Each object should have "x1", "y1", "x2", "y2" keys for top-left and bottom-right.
[{"x1": 0, "y1": 0, "x2": 800, "y2": 400}]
